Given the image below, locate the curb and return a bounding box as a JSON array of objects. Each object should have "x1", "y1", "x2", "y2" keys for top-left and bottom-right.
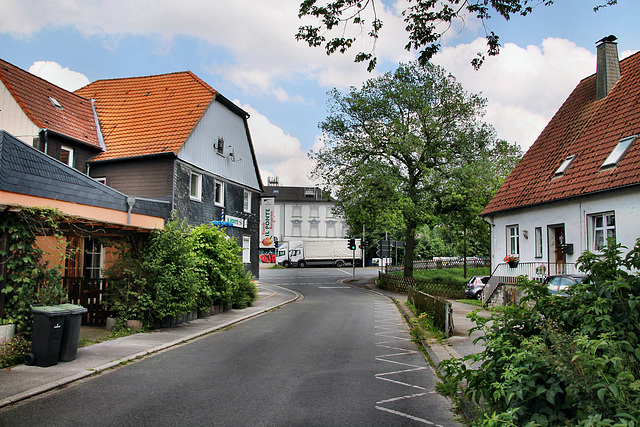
[{"x1": 0, "y1": 284, "x2": 300, "y2": 409}]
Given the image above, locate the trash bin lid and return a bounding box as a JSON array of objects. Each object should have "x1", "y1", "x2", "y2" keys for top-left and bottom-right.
[
  {"x1": 54, "y1": 303, "x2": 89, "y2": 314},
  {"x1": 31, "y1": 305, "x2": 70, "y2": 317}
]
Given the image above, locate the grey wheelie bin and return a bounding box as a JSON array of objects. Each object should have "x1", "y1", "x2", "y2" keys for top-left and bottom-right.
[
  {"x1": 55, "y1": 303, "x2": 88, "y2": 362},
  {"x1": 24, "y1": 306, "x2": 69, "y2": 367}
]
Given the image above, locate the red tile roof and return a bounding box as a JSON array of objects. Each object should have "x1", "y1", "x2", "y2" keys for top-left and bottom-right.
[
  {"x1": 0, "y1": 58, "x2": 101, "y2": 148},
  {"x1": 482, "y1": 51, "x2": 640, "y2": 216},
  {"x1": 75, "y1": 71, "x2": 219, "y2": 162}
]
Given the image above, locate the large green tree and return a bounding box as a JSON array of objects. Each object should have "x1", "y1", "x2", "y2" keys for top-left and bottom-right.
[
  {"x1": 296, "y1": 0, "x2": 618, "y2": 71},
  {"x1": 311, "y1": 61, "x2": 501, "y2": 278}
]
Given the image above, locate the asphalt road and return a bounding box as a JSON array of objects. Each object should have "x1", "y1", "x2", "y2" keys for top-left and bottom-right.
[{"x1": 0, "y1": 267, "x2": 459, "y2": 426}]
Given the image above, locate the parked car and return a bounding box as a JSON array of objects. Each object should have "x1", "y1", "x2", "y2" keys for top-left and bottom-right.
[
  {"x1": 543, "y1": 274, "x2": 586, "y2": 297},
  {"x1": 465, "y1": 276, "x2": 490, "y2": 300}
]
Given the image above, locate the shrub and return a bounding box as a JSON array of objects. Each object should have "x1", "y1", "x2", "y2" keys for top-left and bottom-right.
[
  {"x1": 441, "y1": 239, "x2": 640, "y2": 425},
  {"x1": 0, "y1": 334, "x2": 30, "y2": 369}
]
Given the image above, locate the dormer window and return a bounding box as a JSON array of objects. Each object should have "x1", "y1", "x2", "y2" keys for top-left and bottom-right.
[
  {"x1": 49, "y1": 96, "x2": 63, "y2": 110},
  {"x1": 601, "y1": 135, "x2": 637, "y2": 168},
  {"x1": 554, "y1": 155, "x2": 576, "y2": 176}
]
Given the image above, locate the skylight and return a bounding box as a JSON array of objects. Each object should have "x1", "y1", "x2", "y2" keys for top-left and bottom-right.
[
  {"x1": 601, "y1": 135, "x2": 637, "y2": 168},
  {"x1": 554, "y1": 155, "x2": 576, "y2": 176},
  {"x1": 48, "y1": 96, "x2": 63, "y2": 110}
]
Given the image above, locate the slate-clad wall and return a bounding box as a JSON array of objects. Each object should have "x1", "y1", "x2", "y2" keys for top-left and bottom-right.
[
  {"x1": 42, "y1": 131, "x2": 101, "y2": 174},
  {"x1": 174, "y1": 160, "x2": 260, "y2": 278}
]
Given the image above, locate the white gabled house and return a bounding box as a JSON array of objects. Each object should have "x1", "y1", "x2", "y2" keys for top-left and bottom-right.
[{"x1": 480, "y1": 36, "x2": 640, "y2": 303}]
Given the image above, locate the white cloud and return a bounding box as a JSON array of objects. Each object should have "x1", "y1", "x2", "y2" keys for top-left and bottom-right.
[
  {"x1": 28, "y1": 61, "x2": 90, "y2": 91},
  {"x1": 433, "y1": 37, "x2": 595, "y2": 151},
  {"x1": 239, "y1": 102, "x2": 316, "y2": 186}
]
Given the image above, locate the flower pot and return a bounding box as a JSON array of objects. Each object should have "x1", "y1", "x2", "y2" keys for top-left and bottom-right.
[
  {"x1": 125, "y1": 320, "x2": 143, "y2": 331},
  {"x1": 508, "y1": 260, "x2": 519, "y2": 268},
  {"x1": 0, "y1": 324, "x2": 15, "y2": 343}
]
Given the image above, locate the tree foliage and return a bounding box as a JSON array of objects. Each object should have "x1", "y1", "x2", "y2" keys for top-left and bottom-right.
[
  {"x1": 441, "y1": 239, "x2": 640, "y2": 425},
  {"x1": 311, "y1": 61, "x2": 505, "y2": 277},
  {"x1": 297, "y1": 0, "x2": 618, "y2": 71}
]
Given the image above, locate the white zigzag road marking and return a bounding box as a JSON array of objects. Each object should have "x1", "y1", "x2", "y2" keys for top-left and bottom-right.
[
  {"x1": 373, "y1": 301, "x2": 451, "y2": 425},
  {"x1": 375, "y1": 406, "x2": 443, "y2": 426}
]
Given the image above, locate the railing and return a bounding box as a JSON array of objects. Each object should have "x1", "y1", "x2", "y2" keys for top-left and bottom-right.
[
  {"x1": 385, "y1": 258, "x2": 490, "y2": 273},
  {"x1": 408, "y1": 287, "x2": 453, "y2": 337},
  {"x1": 482, "y1": 262, "x2": 579, "y2": 304}
]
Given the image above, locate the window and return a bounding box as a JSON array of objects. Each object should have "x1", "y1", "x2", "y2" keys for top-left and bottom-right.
[
  {"x1": 535, "y1": 227, "x2": 543, "y2": 258},
  {"x1": 507, "y1": 225, "x2": 520, "y2": 257},
  {"x1": 326, "y1": 221, "x2": 336, "y2": 238},
  {"x1": 216, "y1": 137, "x2": 224, "y2": 155},
  {"x1": 590, "y1": 212, "x2": 615, "y2": 251},
  {"x1": 602, "y1": 135, "x2": 637, "y2": 168},
  {"x1": 309, "y1": 206, "x2": 319, "y2": 218},
  {"x1": 214, "y1": 180, "x2": 224, "y2": 206},
  {"x1": 310, "y1": 220, "x2": 319, "y2": 237},
  {"x1": 292, "y1": 206, "x2": 302, "y2": 218},
  {"x1": 242, "y1": 236, "x2": 251, "y2": 263},
  {"x1": 292, "y1": 220, "x2": 302, "y2": 237},
  {"x1": 243, "y1": 190, "x2": 251, "y2": 213},
  {"x1": 60, "y1": 146, "x2": 74, "y2": 167},
  {"x1": 554, "y1": 155, "x2": 576, "y2": 176},
  {"x1": 94, "y1": 177, "x2": 107, "y2": 185},
  {"x1": 190, "y1": 172, "x2": 202, "y2": 201},
  {"x1": 84, "y1": 238, "x2": 103, "y2": 279}
]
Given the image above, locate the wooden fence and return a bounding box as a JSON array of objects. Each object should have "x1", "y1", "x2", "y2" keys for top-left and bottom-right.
[
  {"x1": 408, "y1": 287, "x2": 453, "y2": 338},
  {"x1": 377, "y1": 273, "x2": 465, "y2": 299},
  {"x1": 64, "y1": 277, "x2": 113, "y2": 326}
]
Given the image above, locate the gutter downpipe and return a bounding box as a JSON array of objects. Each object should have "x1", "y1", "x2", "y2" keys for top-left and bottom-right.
[{"x1": 127, "y1": 197, "x2": 136, "y2": 225}]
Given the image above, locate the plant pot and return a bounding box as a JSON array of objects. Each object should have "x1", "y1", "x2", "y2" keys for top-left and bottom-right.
[
  {"x1": 508, "y1": 261, "x2": 519, "y2": 268},
  {"x1": 0, "y1": 324, "x2": 15, "y2": 343},
  {"x1": 125, "y1": 320, "x2": 143, "y2": 331}
]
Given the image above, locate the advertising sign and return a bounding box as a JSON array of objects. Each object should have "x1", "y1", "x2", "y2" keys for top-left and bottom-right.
[{"x1": 261, "y1": 197, "x2": 276, "y2": 248}]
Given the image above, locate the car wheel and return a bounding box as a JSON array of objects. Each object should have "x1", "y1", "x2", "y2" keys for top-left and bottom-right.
[
  {"x1": 335, "y1": 260, "x2": 345, "y2": 268},
  {"x1": 298, "y1": 260, "x2": 306, "y2": 268},
  {"x1": 475, "y1": 291, "x2": 483, "y2": 300}
]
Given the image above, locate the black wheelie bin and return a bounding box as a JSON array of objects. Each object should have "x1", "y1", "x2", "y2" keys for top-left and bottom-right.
[
  {"x1": 55, "y1": 303, "x2": 88, "y2": 362},
  {"x1": 24, "y1": 305, "x2": 69, "y2": 367}
]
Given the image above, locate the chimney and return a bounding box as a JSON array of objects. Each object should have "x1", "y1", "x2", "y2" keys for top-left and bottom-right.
[{"x1": 595, "y1": 35, "x2": 621, "y2": 101}]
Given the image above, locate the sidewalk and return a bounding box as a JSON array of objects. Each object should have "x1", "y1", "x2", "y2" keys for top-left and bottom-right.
[{"x1": 0, "y1": 283, "x2": 299, "y2": 409}]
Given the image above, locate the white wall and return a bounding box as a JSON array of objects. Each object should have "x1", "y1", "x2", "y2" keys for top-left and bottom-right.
[
  {"x1": 270, "y1": 200, "x2": 348, "y2": 241},
  {"x1": 0, "y1": 81, "x2": 40, "y2": 145},
  {"x1": 486, "y1": 187, "x2": 640, "y2": 268}
]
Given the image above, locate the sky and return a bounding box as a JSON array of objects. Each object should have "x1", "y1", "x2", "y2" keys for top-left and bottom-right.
[{"x1": 1, "y1": 0, "x2": 638, "y2": 186}]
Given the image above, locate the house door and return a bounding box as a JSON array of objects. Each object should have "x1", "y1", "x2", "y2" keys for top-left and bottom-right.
[{"x1": 548, "y1": 226, "x2": 566, "y2": 275}]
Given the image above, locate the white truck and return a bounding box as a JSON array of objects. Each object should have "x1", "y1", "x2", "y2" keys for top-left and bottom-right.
[{"x1": 276, "y1": 239, "x2": 361, "y2": 268}]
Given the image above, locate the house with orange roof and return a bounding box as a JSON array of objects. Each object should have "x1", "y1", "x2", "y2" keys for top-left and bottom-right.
[
  {"x1": 75, "y1": 71, "x2": 264, "y2": 277},
  {"x1": 480, "y1": 36, "x2": 640, "y2": 303}
]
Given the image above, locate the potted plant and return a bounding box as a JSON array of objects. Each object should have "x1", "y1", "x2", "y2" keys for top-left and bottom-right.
[{"x1": 504, "y1": 254, "x2": 519, "y2": 268}]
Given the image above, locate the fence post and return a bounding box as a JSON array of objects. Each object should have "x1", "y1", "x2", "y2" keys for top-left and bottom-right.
[{"x1": 444, "y1": 303, "x2": 450, "y2": 338}]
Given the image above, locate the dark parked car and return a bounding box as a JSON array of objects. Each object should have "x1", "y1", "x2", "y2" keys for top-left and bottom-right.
[
  {"x1": 543, "y1": 274, "x2": 586, "y2": 296},
  {"x1": 465, "y1": 275, "x2": 490, "y2": 300}
]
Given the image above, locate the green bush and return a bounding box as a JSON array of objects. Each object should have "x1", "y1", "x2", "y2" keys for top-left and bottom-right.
[
  {"x1": 0, "y1": 334, "x2": 30, "y2": 369},
  {"x1": 441, "y1": 239, "x2": 640, "y2": 426}
]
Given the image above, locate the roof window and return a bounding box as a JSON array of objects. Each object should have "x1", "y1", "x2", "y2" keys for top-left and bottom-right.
[
  {"x1": 49, "y1": 96, "x2": 63, "y2": 110},
  {"x1": 601, "y1": 135, "x2": 637, "y2": 168},
  {"x1": 554, "y1": 155, "x2": 576, "y2": 176}
]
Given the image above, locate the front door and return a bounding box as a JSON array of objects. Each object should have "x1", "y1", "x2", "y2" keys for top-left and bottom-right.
[{"x1": 548, "y1": 226, "x2": 566, "y2": 274}]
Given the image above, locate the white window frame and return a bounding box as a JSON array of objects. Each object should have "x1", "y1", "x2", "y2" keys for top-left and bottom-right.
[
  {"x1": 507, "y1": 225, "x2": 520, "y2": 257},
  {"x1": 535, "y1": 227, "x2": 543, "y2": 258},
  {"x1": 190, "y1": 172, "x2": 202, "y2": 201},
  {"x1": 292, "y1": 206, "x2": 302, "y2": 218},
  {"x1": 94, "y1": 177, "x2": 107, "y2": 185},
  {"x1": 589, "y1": 212, "x2": 616, "y2": 252},
  {"x1": 554, "y1": 155, "x2": 576, "y2": 176},
  {"x1": 60, "y1": 145, "x2": 74, "y2": 167},
  {"x1": 243, "y1": 190, "x2": 251, "y2": 213},
  {"x1": 242, "y1": 235, "x2": 251, "y2": 264},
  {"x1": 292, "y1": 220, "x2": 302, "y2": 237},
  {"x1": 214, "y1": 180, "x2": 225, "y2": 207}
]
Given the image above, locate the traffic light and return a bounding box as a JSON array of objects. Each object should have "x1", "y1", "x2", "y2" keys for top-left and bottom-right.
[
  {"x1": 348, "y1": 238, "x2": 356, "y2": 250},
  {"x1": 359, "y1": 239, "x2": 368, "y2": 249}
]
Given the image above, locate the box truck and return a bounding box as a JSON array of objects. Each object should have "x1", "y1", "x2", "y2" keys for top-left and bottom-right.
[{"x1": 276, "y1": 239, "x2": 361, "y2": 268}]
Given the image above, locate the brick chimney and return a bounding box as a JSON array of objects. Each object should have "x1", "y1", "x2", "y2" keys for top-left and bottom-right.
[{"x1": 595, "y1": 35, "x2": 621, "y2": 101}]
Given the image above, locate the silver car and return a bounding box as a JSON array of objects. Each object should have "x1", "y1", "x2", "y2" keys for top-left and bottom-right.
[{"x1": 465, "y1": 275, "x2": 490, "y2": 300}]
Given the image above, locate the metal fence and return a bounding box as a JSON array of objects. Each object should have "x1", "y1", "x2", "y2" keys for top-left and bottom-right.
[{"x1": 408, "y1": 287, "x2": 453, "y2": 338}]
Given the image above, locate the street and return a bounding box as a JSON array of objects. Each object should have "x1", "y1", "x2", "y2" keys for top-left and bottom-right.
[{"x1": 0, "y1": 267, "x2": 459, "y2": 426}]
